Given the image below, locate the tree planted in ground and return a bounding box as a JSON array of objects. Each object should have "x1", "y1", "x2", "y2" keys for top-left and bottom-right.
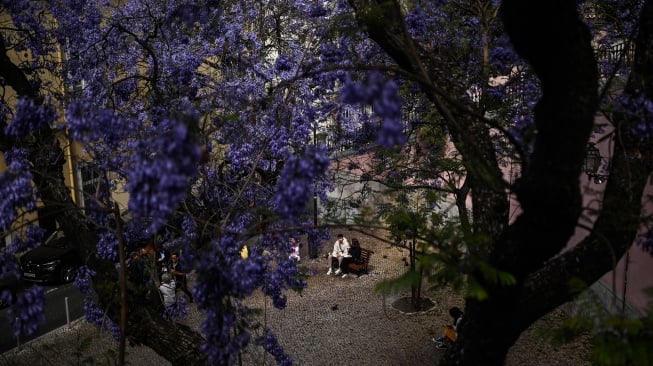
[
  {"x1": 1, "y1": 1, "x2": 342, "y2": 365},
  {"x1": 1, "y1": 1, "x2": 653, "y2": 366},
  {"x1": 342, "y1": 0, "x2": 653, "y2": 365}
]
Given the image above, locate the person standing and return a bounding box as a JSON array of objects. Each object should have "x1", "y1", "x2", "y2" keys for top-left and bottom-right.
[
  {"x1": 127, "y1": 251, "x2": 146, "y2": 284},
  {"x1": 155, "y1": 242, "x2": 171, "y2": 276},
  {"x1": 326, "y1": 234, "x2": 350, "y2": 275},
  {"x1": 170, "y1": 252, "x2": 194, "y2": 303}
]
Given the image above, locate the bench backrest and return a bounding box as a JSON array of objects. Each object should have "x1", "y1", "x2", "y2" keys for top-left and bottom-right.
[{"x1": 359, "y1": 248, "x2": 373, "y2": 263}]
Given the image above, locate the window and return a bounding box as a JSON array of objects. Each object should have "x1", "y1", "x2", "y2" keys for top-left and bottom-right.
[{"x1": 77, "y1": 162, "x2": 110, "y2": 215}]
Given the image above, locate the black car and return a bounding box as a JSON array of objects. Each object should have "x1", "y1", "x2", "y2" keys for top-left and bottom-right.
[{"x1": 19, "y1": 231, "x2": 81, "y2": 284}]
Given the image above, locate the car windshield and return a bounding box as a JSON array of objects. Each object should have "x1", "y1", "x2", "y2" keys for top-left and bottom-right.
[{"x1": 43, "y1": 231, "x2": 69, "y2": 248}]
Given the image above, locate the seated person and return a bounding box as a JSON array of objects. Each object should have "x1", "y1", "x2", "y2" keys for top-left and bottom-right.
[
  {"x1": 339, "y1": 238, "x2": 363, "y2": 278},
  {"x1": 433, "y1": 306, "x2": 463, "y2": 349},
  {"x1": 289, "y1": 236, "x2": 301, "y2": 261},
  {"x1": 159, "y1": 273, "x2": 177, "y2": 308},
  {"x1": 326, "y1": 234, "x2": 350, "y2": 275},
  {"x1": 170, "y1": 252, "x2": 194, "y2": 303}
]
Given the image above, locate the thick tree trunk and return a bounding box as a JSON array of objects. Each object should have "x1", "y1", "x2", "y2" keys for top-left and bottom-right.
[
  {"x1": 451, "y1": 2, "x2": 653, "y2": 366},
  {"x1": 346, "y1": 0, "x2": 510, "y2": 244},
  {"x1": 450, "y1": 1, "x2": 598, "y2": 365},
  {"x1": 347, "y1": 1, "x2": 651, "y2": 366},
  {"x1": 520, "y1": 0, "x2": 653, "y2": 316},
  {"x1": 123, "y1": 300, "x2": 208, "y2": 365}
]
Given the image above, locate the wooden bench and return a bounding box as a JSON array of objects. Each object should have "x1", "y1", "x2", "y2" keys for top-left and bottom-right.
[{"x1": 331, "y1": 248, "x2": 374, "y2": 276}]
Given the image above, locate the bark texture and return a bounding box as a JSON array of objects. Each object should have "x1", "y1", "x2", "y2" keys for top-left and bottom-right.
[
  {"x1": 346, "y1": 1, "x2": 653, "y2": 365},
  {"x1": 1, "y1": 32, "x2": 207, "y2": 366}
]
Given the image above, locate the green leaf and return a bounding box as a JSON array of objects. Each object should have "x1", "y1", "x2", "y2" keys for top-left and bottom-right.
[
  {"x1": 466, "y1": 280, "x2": 488, "y2": 301},
  {"x1": 477, "y1": 261, "x2": 516, "y2": 287}
]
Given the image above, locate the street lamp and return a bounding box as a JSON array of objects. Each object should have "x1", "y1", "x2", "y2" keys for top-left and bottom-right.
[
  {"x1": 309, "y1": 126, "x2": 321, "y2": 259},
  {"x1": 583, "y1": 142, "x2": 608, "y2": 184}
]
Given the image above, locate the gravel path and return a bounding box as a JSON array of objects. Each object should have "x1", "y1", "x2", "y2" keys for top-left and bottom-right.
[{"x1": 0, "y1": 229, "x2": 591, "y2": 366}]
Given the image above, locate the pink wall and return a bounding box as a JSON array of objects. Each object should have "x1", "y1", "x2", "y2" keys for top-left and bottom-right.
[
  {"x1": 597, "y1": 181, "x2": 653, "y2": 313},
  {"x1": 564, "y1": 135, "x2": 652, "y2": 314},
  {"x1": 337, "y1": 131, "x2": 653, "y2": 314},
  {"x1": 506, "y1": 135, "x2": 653, "y2": 314}
]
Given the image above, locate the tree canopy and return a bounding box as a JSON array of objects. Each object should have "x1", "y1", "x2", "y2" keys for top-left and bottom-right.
[{"x1": 1, "y1": 0, "x2": 652, "y2": 365}]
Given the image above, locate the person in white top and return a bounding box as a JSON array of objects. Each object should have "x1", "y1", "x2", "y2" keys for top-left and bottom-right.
[
  {"x1": 159, "y1": 273, "x2": 177, "y2": 308},
  {"x1": 326, "y1": 234, "x2": 350, "y2": 275},
  {"x1": 289, "y1": 236, "x2": 301, "y2": 261}
]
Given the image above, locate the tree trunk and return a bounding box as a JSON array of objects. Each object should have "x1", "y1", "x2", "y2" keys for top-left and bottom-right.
[
  {"x1": 1, "y1": 34, "x2": 207, "y2": 366},
  {"x1": 449, "y1": 1, "x2": 653, "y2": 365},
  {"x1": 346, "y1": 1, "x2": 651, "y2": 365}
]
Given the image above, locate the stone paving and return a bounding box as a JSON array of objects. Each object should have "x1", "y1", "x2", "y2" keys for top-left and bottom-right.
[{"x1": 238, "y1": 228, "x2": 454, "y2": 366}]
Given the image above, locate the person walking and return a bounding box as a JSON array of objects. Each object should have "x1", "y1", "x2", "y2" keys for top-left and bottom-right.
[{"x1": 326, "y1": 234, "x2": 350, "y2": 276}]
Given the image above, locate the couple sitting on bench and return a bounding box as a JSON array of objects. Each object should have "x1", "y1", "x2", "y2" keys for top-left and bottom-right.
[{"x1": 326, "y1": 234, "x2": 363, "y2": 278}]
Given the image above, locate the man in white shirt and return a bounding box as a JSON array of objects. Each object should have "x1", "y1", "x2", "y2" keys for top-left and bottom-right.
[
  {"x1": 159, "y1": 273, "x2": 177, "y2": 308},
  {"x1": 327, "y1": 234, "x2": 350, "y2": 275}
]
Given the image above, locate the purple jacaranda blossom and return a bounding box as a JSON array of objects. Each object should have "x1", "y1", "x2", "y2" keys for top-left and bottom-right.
[
  {"x1": 0, "y1": 148, "x2": 38, "y2": 232},
  {"x1": 254, "y1": 329, "x2": 293, "y2": 366},
  {"x1": 273, "y1": 145, "x2": 331, "y2": 220},
  {"x1": 75, "y1": 266, "x2": 96, "y2": 294},
  {"x1": 4, "y1": 98, "x2": 57, "y2": 138},
  {"x1": 84, "y1": 298, "x2": 121, "y2": 341},
  {"x1": 340, "y1": 72, "x2": 406, "y2": 149},
  {"x1": 6, "y1": 286, "x2": 46, "y2": 338},
  {"x1": 126, "y1": 118, "x2": 201, "y2": 233}
]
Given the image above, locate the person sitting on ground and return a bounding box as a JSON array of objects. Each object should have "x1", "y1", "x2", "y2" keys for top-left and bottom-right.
[
  {"x1": 338, "y1": 238, "x2": 362, "y2": 278},
  {"x1": 326, "y1": 233, "x2": 350, "y2": 276},
  {"x1": 433, "y1": 306, "x2": 464, "y2": 349},
  {"x1": 159, "y1": 272, "x2": 177, "y2": 308}
]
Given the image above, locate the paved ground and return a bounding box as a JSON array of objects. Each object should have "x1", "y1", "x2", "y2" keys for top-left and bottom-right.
[{"x1": 0, "y1": 228, "x2": 591, "y2": 365}]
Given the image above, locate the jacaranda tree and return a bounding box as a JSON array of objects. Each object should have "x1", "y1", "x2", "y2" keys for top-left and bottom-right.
[
  {"x1": 341, "y1": 0, "x2": 653, "y2": 365},
  {"x1": 1, "y1": 1, "x2": 652, "y2": 366}
]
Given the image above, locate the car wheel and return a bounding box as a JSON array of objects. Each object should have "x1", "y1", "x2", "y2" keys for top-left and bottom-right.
[{"x1": 59, "y1": 265, "x2": 77, "y2": 283}]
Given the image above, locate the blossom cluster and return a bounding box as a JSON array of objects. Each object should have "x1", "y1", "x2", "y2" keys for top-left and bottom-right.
[
  {"x1": 254, "y1": 329, "x2": 293, "y2": 366},
  {"x1": 6, "y1": 226, "x2": 45, "y2": 255},
  {"x1": 96, "y1": 231, "x2": 119, "y2": 261},
  {"x1": 126, "y1": 118, "x2": 201, "y2": 233},
  {"x1": 5, "y1": 286, "x2": 46, "y2": 338},
  {"x1": 0, "y1": 229, "x2": 44, "y2": 303},
  {"x1": 340, "y1": 72, "x2": 406, "y2": 149},
  {"x1": 0, "y1": 148, "x2": 38, "y2": 232},
  {"x1": 192, "y1": 230, "x2": 307, "y2": 364},
  {"x1": 74, "y1": 266, "x2": 97, "y2": 294},
  {"x1": 273, "y1": 145, "x2": 331, "y2": 220},
  {"x1": 84, "y1": 298, "x2": 121, "y2": 341},
  {"x1": 3, "y1": 98, "x2": 57, "y2": 138}
]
